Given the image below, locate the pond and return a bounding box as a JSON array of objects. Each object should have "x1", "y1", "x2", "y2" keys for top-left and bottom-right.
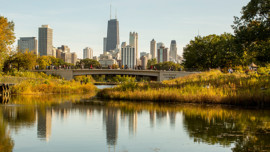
[{"x1": 0, "y1": 94, "x2": 269, "y2": 152}]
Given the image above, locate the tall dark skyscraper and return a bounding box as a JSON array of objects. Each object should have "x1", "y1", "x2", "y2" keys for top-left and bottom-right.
[{"x1": 106, "y1": 19, "x2": 119, "y2": 51}]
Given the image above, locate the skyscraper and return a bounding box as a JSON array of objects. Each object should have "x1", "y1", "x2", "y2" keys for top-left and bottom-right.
[
  {"x1": 157, "y1": 46, "x2": 169, "y2": 63},
  {"x1": 121, "y1": 45, "x2": 136, "y2": 69},
  {"x1": 170, "y1": 40, "x2": 177, "y2": 60},
  {"x1": 18, "y1": 37, "x2": 38, "y2": 55},
  {"x1": 129, "y1": 32, "x2": 138, "y2": 61},
  {"x1": 83, "y1": 47, "x2": 93, "y2": 59},
  {"x1": 106, "y1": 19, "x2": 119, "y2": 52},
  {"x1": 150, "y1": 39, "x2": 156, "y2": 59},
  {"x1": 103, "y1": 37, "x2": 107, "y2": 54},
  {"x1": 38, "y1": 25, "x2": 53, "y2": 56}
]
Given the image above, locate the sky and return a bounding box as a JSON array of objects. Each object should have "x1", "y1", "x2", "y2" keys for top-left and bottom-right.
[{"x1": 0, "y1": 0, "x2": 250, "y2": 58}]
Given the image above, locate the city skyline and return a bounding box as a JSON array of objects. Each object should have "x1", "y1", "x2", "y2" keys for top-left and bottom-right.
[{"x1": 0, "y1": 0, "x2": 249, "y2": 58}]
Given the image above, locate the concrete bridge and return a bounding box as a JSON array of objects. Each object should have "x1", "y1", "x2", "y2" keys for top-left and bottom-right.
[{"x1": 37, "y1": 69, "x2": 199, "y2": 81}]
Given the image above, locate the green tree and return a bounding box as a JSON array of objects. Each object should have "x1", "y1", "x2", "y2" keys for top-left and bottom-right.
[
  {"x1": 37, "y1": 56, "x2": 52, "y2": 69},
  {"x1": 232, "y1": 0, "x2": 270, "y2": 65},
  {"x1": 0, "y1": 16, "x2": 15, "y2": 71},
  {"x1": 147, "y1": 58, "x2": 157, "y2": 68},
  {"x1": 183, "y1": 33, "x2": 238, "y2": 70},
  {"x1": 154, "y1": 61, "x2": 183, "y2": 71},
  {"x1": 76, "y1": 59, "x2": 100, "y2": 69},
  {"x1": 4, "y1": 51, "x2": 37, "y2": 71}
]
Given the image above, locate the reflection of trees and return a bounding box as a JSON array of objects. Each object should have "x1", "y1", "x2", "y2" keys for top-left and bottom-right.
[
  {"x1": 2, "y1": 106, "x2": 36, "y2": 131},
  {"x1": 0, "y1": 109, "x2": 14, "y2": 152},
  {"x1": 182, "y1": 106, "x2": 270, "y2": 151}
]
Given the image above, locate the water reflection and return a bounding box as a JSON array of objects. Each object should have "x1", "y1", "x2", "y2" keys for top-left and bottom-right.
[
  {"x1": 0, "y1": 97, "x2": 269, "y2": 152},
  {"x1": 37, "y1": 108, "x2": 52, "y2": 141}
]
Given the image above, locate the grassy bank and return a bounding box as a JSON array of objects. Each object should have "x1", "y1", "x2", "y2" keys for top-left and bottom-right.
[
  {"x1": 97, "y1": 70, "x2": 270, "y2": 107},
  {"x1": 0, "y1": 71, "x2": 97, "y2": 95}
]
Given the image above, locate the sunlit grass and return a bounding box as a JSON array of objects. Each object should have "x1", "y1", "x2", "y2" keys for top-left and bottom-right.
[{"x1": 98, "y1": 70, "x2": 270, "y2": 107}]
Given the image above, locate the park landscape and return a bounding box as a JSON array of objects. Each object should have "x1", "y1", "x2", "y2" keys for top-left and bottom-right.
[{"x1": 0, "y1": 0, "x2": 270, "y2": 152}]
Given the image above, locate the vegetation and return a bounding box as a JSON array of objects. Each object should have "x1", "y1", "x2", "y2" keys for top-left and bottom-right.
[
  {"x1": 183, "y1": 0, "x2": 270, "y2": 69},
  {"x1": 76, "y1": 59, "x2": 101, "y2": 69},
  {"x1": 98, "y1": 69, "x2": 270, "y2": 107},
  {"x1": 0, "y1": 16, "x2": 15, "y2": 72},
  {"x1": 0, "y1": 71, "x2": 97, "y2": 95}
]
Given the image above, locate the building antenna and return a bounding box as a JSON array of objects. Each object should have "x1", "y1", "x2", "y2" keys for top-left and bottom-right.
[
  {"x1": 110, "y1": 4, "x2": 112, "y2": 19},
  {"x1": 115, "y1": 8, "x2": 117, "y2": 19}
]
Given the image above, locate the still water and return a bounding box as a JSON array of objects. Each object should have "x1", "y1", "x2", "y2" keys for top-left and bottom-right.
[{"x1": 0, "y1": 94, "x2": 270, "y2": 152}]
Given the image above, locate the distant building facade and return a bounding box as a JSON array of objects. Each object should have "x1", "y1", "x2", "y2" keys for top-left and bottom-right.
[
  {"x1": 71, "y1": 52, "x2": 77, "y2": 65},
  {"x1": 170, "y1": 40, "x2": 177, "y2": 60},
  {"x1": 38, "y1": 25, "x2": 53, "y2": 56},
  {"x1": 103, "y1": 37, "x2": 107, "y2": 54},
  {"x1": 83, "y1": 47, "x2": 93, "y2": 59},
  {"x1": 106, "y1": 19, "x2": 119, "y2": 52},
  {"x1": 121, "y1": 45, "x2": 136, "y2": 69},
  {"x1": 129, "y1": 32, "x2": 138, "y2": 62},
  {"x1": 99, "y1": 52, "x2": 117, "y2": 68},
  {"x1": 150, "y1": 39, "x2": 156, "y2": 59},
  {"x1": 18, "y1": 37, "x2": 37, "y2": 54},
  {"x1": 157, "y1": 46, "x2": 169, "y2": 63}
]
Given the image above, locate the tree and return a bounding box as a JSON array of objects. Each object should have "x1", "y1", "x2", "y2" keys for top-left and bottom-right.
[
  {"x1": 232, "y1": 0, "x2": 270, "y2": 65},
  {"x1": 154, "y1": 61, "x2": 183, "y2": 71},
  {"x1": 37, "y1": 56, "x2": 52, "y2": 69},
  {"x1": 183, "y1": 33, "x2": 238, "y2": 70},
  {"x1": 4, "y1": 51, "x2": 37, "y2": 71},
  {"x1": 147, "y1": 58, "x2": 157, "y2": 68},
  {"x1": 76, "y1": 59, "x2": 100, "y2": 69},
  {"x1": 0, "y1": 16, "x2": 15, "y2": 71}
]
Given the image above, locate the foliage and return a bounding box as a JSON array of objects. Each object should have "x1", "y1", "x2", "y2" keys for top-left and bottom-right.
[
  {"x1": 0, "y1": 16, "x2": 15, "y2": 72},
  {"x1": 76, "y1": 59, "x2": 100, "y2": 69},
  {"x1": 147, "y1": 58, "x2": 157, "y2": 68},
  {"x1": 232, "y1": 0, "x2": 270, "y2": 65},
  {"x1": 154, "y1": 61, "x2": 183, "y2": 71},
  {"x1": 4, "y1": 51, "x2": 37, "y2": 71},
  {"x1": 10, "y1": 73, "x2": 97, "y2": 94},
  {"x1": 98, "y1": 70, "x2": 270, "y2": 107},
  {"x1": 37, "y1": 56, "x2": 52, "y2": 69},
  {"x1": 74, "y1": 75, "x2": 96, "y2": 84},
  {"x1": 183, "y1": 33, "x2": 238, "y2": 70}
]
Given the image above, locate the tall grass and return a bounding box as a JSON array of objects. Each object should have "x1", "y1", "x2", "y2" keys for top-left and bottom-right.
[
  {"x1": 98, "y1": 70, "x2": 270, "y2": 107},
  {"x1": 1, "y1": 72, "x2": 97, "y2": 95}
]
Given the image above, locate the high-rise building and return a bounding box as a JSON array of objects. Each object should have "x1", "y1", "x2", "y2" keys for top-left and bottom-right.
[
  {"x1": 157, "y1": 42, "x2": 164, "y2": 50},
  {"x1": 83, "y1": 47, "x2": 93, "y2": 59},
  {"x1": 71, "y1": 52, "x2": 77, "y2": 65},
  {"x1": 106, "y1": 19, "x2": 119, "y2": 52},
  {"x1": 141, "y1": 55, "x2": 148, "y2": 70},
  {"x1": 103, "y1": 37, "x2": 107, "y2": 54},
  {"x1": 58, "y1": 45, "x2": 70, "y2": 53},
  {"x1": 170, "y1": 40, "x2": 177, "y2": 60},
  {"x1": 150, "y1": 39, "x2": 156, "y2": 59},
  {"x1": 38, "y1": 25, "x2": 53, "y2": 56},
  {"x1": 129, "y1": 32, "x2": 138, "y2": 62},
  {"x1": 18, "y1": 37, "x2": 38, "y2": 54},
  {"x1": 61, "y1": 52, "x2": 71, "y2": 63},
  {"x1": 157, "y1": 46, "x2": 169, "y2": 63},
  {"x1": 121, "y1": 45, "x2": 136, "y2": 69}
]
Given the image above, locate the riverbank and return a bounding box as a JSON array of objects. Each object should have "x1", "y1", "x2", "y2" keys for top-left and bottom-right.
[
  {"x1": 97, "y1": 70, "x2": 270, "y2": 107},
  {"x1": 0, "y1": 71, "x2": 97, "y2": 95}
]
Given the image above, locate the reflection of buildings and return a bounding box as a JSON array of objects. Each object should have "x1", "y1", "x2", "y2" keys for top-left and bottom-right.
[
  {"x1": 156, "y1": 111, "x2": 167, "y2": 124},
  {"x1": 103, "y1": 108, "x2": 119, "y2": 146},
  {"x1": 169, "y1": 112, "x2": 176, "y2": 128},
  {"x1": 149, "y1": 110, "x2": 155, "y2": 128},
  {"x1": 128, "y1": 112, "x2": 137, "y2": 135},
  {"x1": 37, "y1": 109, "x2": 52, "y2": 141}
]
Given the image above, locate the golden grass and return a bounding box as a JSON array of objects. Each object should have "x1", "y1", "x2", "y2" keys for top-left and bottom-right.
[{"x1": 98, "y1": 70, "x2": 270, "y2": 107}]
